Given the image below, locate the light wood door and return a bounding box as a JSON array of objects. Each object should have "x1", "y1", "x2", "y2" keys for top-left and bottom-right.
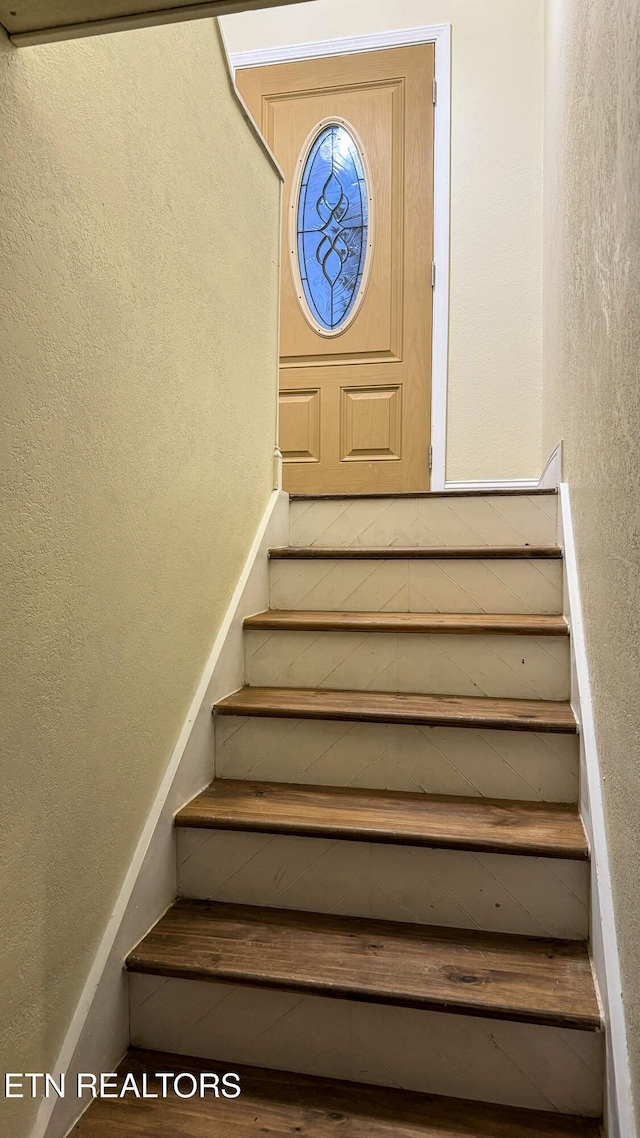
[{"x1": 237, "y1": 46, "x2": 435, "y2": 493}]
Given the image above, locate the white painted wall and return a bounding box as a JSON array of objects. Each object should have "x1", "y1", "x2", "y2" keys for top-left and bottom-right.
[{"x1": 222, "y1": 0, "x2": 545, "y2": 482}]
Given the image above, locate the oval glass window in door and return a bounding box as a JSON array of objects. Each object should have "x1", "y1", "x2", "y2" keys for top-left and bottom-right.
[{"x1": 294, "y1": 121, "x2": 372, "y2": 335}]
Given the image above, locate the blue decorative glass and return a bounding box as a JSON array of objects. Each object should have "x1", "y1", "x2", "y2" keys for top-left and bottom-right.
[{"x1": 296, "y1": 123, "x2": 369, "y2": 332}]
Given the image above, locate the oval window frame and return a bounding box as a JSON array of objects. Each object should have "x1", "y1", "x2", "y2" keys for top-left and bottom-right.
[{"x1": 289, "y1": 117, "x2": 375, "y2": 339}]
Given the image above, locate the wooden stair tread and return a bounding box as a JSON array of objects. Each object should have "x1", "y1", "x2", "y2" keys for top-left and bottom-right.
[
  {"x1": 215, "y1": 687, "x2": 577, "y2": 733},
  {"x1": 244, "y1": 610, "x2": 568, "y2": 635},
  {"x1": 270, "y1": 545, "x2": 563, "y2": 559},
  {"x1": 127, "y1": 901, "x2": 600, "y2": 1030},
  {"x1": 290, "y1": 489, "x2": 558, "y2": 499},
  {"x1": 176, "y1": 780, "x2": 587, "y2": 859},
  {"x1": 70, "y1": 1048, "x2": 602, "y2": 1137}
]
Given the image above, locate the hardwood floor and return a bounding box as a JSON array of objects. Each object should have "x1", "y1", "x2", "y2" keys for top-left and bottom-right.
[
  {"x1": 215, "y1": 687, "x2": 577, "y2": 732},
  {"x1": 176, "y1": 779, "x2": 588, "y2": 859},
  {"x1": 243, "y1": 611, "x2": 569, "y2": 635},
  {"x1": 69, "y1": 1049, "x2": 601, "y2": 1137},
  {"x1": 127, "y1": 900, "x2": 600, "y2": 1030}
]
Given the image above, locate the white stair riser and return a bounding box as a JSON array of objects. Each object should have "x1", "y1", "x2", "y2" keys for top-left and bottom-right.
[
  {"x1": 176, "y1": 829, "x2": 589, "y2": 940},
  {"x1": 290, "y1": 494, "x2": 557, "y2": 549},
  {"x1": 244, "y1": 631, "x2": 570, "y2": 700},
  {"x1": 129, "y1": 975, "x2": 603, "y2": 1116},
  {"x1": 215, "y1": 716, "x2": 579, "y2": 802},
  {"x1": 270, "y1": 557, "x2": 563, "y2": 614}
]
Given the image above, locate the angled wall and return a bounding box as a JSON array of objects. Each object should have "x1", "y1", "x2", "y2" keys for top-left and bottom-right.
[{"x1": 0, "y1": 21, "x2": 279, "y2": 1138}]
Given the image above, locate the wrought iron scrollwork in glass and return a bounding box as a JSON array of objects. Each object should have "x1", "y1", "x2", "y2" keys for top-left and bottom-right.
[{"x1": 296, "y1": 123, "x2": 369, "y2": 333}]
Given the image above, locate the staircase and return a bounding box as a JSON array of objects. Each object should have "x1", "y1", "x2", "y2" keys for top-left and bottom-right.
[{"x1": 73, "y1": 490, "x2": 604, "y2": 1137}]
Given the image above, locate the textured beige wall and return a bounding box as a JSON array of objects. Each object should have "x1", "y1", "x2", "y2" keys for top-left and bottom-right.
[
  {"x1": 543, "y1": 0, "x2": 640, "y2": 1118},
  {"x1": 222, "y1": 0, "x2": 545, "y2": 482},
  {"x1": 0, "y1": 21, "x2": 279, "y2": 1138}
]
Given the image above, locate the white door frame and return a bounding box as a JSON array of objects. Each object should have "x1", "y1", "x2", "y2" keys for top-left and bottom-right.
[{"x1": 229, "y1": 24, "x2": 451, "y2": 491}]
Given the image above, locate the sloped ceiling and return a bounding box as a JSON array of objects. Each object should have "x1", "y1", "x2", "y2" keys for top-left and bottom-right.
[{"x1": 2, "y1": 0, "x2": 309, "y2": 44}]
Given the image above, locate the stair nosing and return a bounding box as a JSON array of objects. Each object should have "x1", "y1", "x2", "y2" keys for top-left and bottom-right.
[
  {"x1": 243, "y1": 610, "x2": 569, "y2": 636},
  {"x1": 270, "y1": 544, "x2": 563, "y2": 559},
  {"x1": 289, "y1": 489, "x2": 558, "y2": 499},
  {"x1": 175, "y1": 779, "x2": 588, "y2": 859},
  {"x1": 214, "y1": 687, "x2": 577, "y2": 734}
]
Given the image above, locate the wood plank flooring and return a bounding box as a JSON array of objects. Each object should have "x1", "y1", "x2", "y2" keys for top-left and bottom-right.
[
  {"x1": 215, "y1": 687, "x2": 577, "y2": 733},
  {"x1": 176, "y1": 780, "x2": 588, "y2": 859},
  {"x1": 243, "y1": 611, "x2": 569, "y2": 635},
  {"x1": 69, "y1": 1048, "x2": 601, "y2": 1137},
  {"x1": 270, "y1": 545, "x2": 563, "y2": 559},
  {"x1": 126, "y1": 901, "x2": 600, "y2": 1030}
]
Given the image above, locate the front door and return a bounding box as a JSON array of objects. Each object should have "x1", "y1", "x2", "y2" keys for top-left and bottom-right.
[{"x1": 237, "y1": 46, "x2": 435, "y2": 494}]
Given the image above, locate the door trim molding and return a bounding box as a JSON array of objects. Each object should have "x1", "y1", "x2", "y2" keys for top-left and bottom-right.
[{"x1": 229, "y1": 24, "x2": 452, "y2": 491}]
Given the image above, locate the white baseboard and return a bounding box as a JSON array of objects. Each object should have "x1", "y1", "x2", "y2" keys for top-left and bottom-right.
[
  {"x1": 538, "y1": 442, "x2": 563, "y2": 489},
  {"x1": 273, "y1": 445, "x2": 283, "y2": 491},
  {"x1": 559, "y1": 484, "x2": 635, "y2": 1138},
  {"x1": 35, "y1": 488, "x2": 289, "y2": 1138},
  {"x1": 443, "y1": 478, "x2": 540, "y2": 491},
  {"x1": 442, "y1": 446, "x2": 562, "y2": 494}
]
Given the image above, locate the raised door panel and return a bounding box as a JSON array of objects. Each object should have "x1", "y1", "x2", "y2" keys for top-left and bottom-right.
[
  {"x1": 279, "y1": 389, "x2": 320, "y2": 463},
  {"x1": 341, "y1": 385, "x2": 402, "y2": 461}
]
